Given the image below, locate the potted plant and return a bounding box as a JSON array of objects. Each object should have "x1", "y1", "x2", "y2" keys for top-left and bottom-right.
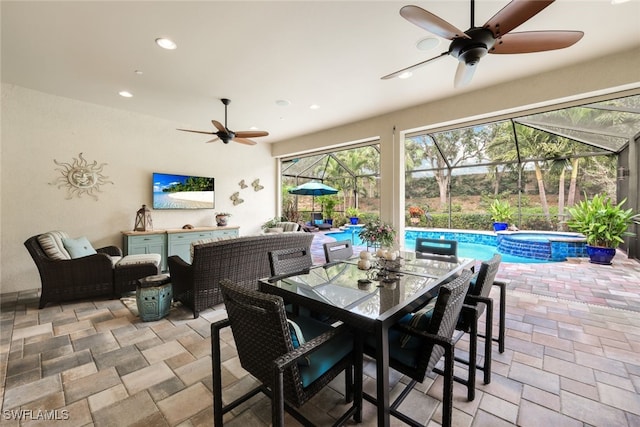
[
  {"x1": 408, "y1": 206, "x2": 424, "y2": 225},
  {"x1": 566, "y1": 193, "x2": 637, "y2": 265},
  {"x1": 319, "y1": 195, "x2": 338, "y2": 226},
  {"x1": 489, "y1": 199, "x2": 513, "y2": 231},
  {"x1": 215, "y1": 212, "x2": 231, "y2": 227},
  {"x1": 358, "y1": 219, "x2": 397, "y2": 250},
  {"x1": 345, "y1": 207, "x2": 360, "y2": 225}
]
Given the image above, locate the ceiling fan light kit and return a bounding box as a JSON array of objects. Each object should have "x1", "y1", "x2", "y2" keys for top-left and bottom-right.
[
  {"x1": 177, "y1": 98, "x2": 269, "y2": 146},
  {"x1": 385, "y1": 0, "x2": 584, "y2": 87}
]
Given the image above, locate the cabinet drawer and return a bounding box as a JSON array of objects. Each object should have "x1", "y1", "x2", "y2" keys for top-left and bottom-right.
[
  {"x1": 211, "y1": 229, "x2": 239, "y2": 238},
  {"x1": 129, "y1": 234, "x2": 165, "y2": 245},
  {"x1": 168, "y1": 231, "x2": 214, "y2": 243}
]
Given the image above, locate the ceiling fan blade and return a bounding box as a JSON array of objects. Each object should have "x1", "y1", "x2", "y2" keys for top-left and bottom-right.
[
  {"x1": 490, "y1": 31, "x2": 584, "y2": 54},
  {"x1": 177, "y1": 128, "x2": 215, "y2": 135},
  {"x1": 233, "y1": 137, "x2": 257, "y2": 146},
  {"x1": 205, "y1": 137, "x2": 220, "y2": 144},
  {"x1": 381, "y1": 51, "x2": 449, "y2": 80},
  {"x1": 454, "y1": 61, "x2": 477, "y2": 88},
  {"x1": 400, "y1": 5, "x2": 470, "y2": 40},
  {"x1": 212, "y1": 120, "x2": 226, "y2": 133},
  {"x1": 483, "y1": 0, "x2": 555, "y2": 37},
  {"x1": 235, "y1": 130, "x2": 269, "y2": 138}
]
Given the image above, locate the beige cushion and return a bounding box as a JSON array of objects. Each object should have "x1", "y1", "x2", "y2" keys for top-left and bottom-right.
[
  {"x1": 116, "y1": 254, "x2": 161, "y2": 273},
  {"x1": 275, "y1": 222, "x2": 300, "y2": 232},
  {"x1": 37, "y1": 231, "x2": 71, "y2": 260}
]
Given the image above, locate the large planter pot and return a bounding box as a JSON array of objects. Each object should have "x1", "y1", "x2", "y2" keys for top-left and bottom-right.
[
  {"x1": 586, "y1": 245, "x2": 616, "y2": 265},
  {"x1": 493, "y1": 222, "x2": 508, "y2": 231},
  {"x1": 349, "y1": 217, "x2": 359, "y2": 225}
]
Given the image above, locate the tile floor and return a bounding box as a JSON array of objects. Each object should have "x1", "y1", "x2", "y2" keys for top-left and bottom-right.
[{"x1": 1, "y1": 234, "x2": 639, "y2": 426}]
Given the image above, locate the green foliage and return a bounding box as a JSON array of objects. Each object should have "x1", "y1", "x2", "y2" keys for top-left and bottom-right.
[
  {"x1": 345, "y1": 207, "x2": 360, "y2": 217},
  {"x1": 318, "y1": 195, "x2": 338, "y2": 219},
  {"x1": 566, "y1": 193, "x2": 637, "y2": 248},
  {"x1": 333, "y1": 215, "x2": 349, "y2": 228},
  {"x1": 489, "y1": 199, "x2": 514, "y2": 223}
]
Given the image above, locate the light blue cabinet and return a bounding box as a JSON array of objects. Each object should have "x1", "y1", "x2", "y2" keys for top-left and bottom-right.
[{"x1": 123, "y1": 227, "x2": 239, "y2": 272}]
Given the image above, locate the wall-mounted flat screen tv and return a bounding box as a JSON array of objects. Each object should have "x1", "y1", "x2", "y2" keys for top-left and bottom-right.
[{"x1": 152, "y1": 172, "x2": 215, "y2": 209}]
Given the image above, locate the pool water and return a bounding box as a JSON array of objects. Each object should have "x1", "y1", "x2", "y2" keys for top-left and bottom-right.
[{"x1": 326, "y1": 230, "x2": 552, "y2": 264}]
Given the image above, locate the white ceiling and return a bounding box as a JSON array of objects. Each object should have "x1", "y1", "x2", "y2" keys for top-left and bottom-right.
[{"x1": 2, "y1": 1, "x2": 640, "y2": 144}]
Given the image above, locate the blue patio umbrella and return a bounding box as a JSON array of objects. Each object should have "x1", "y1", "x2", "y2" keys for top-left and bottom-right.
[{"x1": 288, "y1": 182, "x2": 338, "y2": 213}]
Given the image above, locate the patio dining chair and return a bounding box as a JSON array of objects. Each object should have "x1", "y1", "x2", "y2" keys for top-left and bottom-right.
[
  {"x1": 323, "y1": 239, "x2": 354, "y2": 264},
  {"x1": 452, "y1": 253, "x2": 505, "y2": 390},
  {"x1": 211, "y1": 280, "x2": 362, "y2": 427},
  {"x1": 268, "y1": 246, "x2": 313, "y2": 280},
  {"x1": 415, "y1": 238, "x2": 458, "y2": 262},
  {"x1": 362, "y1": 270, "x2": 472, "y2": 427}
]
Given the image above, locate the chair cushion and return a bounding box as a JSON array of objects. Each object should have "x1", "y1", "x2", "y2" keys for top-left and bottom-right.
[
  {"x1": 291, "y1": 316, "x2": 353, "y2": 388},
  {"x1": 62, "y1": 236, "x2": 97, "y2": 259},
  {"x1": 287, "y1": 319, "x2": 306, "y2": 348},
  {"x1": 189, "y1": 235, "x2": 237, "y2": 261},
  {"x1": 116, "y1": 254, "x2": 161, "y2": 271},
  {"x1": 37, "y1": 231, "x2": 71, "y2": 260},
  {"x1": 399, "y1": 298, "x2": 437, "y2": 349}
]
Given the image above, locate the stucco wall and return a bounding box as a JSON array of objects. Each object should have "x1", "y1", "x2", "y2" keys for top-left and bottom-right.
[{"x1": 1, "y1": 84, "x2": 276, "y2": 293}]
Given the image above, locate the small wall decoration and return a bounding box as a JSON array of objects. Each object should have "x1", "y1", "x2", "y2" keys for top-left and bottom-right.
[
  {"x1": 252, "y1": 179, "x2": 264, "y2": 192},
  {"x1": 49, "y1": 152, "x2": 113, "y2": 200},
  {"x1": 230, "y1": 192, "x2": 244, "y2": 205},
  {"x1": 238, "y1": 179, "x2": 248, "y2": 189}
]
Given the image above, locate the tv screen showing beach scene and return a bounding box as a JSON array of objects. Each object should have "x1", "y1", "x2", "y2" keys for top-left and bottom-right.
[{"x1": 152, "y1": 173, "x2": 215, "y2": 209}]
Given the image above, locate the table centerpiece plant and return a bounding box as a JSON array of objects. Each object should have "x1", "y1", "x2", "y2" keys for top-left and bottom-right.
[{"x1": 359, "y1": 219, "x2": 397, "y2": 251}]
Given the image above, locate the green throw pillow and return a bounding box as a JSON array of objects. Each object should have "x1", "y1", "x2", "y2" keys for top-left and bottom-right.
[{"x1": 62, "y1": 236, "x2": 97, "y2": 259}]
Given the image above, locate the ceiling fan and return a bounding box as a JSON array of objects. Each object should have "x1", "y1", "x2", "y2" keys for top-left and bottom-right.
[
  {"x1": 177, "y1": 98, "x2": 269, "y2": 145},
  {"x1": 383, "y1": 0, "x2": 584, "y2": 88}
]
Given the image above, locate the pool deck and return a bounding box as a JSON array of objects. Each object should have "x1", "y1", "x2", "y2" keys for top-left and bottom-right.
[{"x1": 312, "y1": 231, "x2": 640, "y2": 312}]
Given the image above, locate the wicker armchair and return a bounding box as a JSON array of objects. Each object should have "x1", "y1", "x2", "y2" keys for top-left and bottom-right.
[
  {"x1": 24, "y1": 234, "x2": 156, "y2": 308},
  {"x1": 168, "y1": 232, "x2": 314, "y2": 318},
  {"x1": 212, "y1": 280, "x2": 362, "y2": 426},
  {"x1": 363, "y1": 270, "x2": 472, "y2": 427},
  {"x1": 268, "y1": 246, "x2": 313, "y2": 278}
]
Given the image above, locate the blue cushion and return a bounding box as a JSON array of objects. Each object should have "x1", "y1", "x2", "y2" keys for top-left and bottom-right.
[
  {"x1": 289, "y1": 316, "x2": 353, "y2": 388},
  {"x1": 314, "y1": 219, "x2": 324, "y2": 226},
  {"x1": 62, "y1": 236, "x2": 97, "y2": 259},
  {"x1": 287, "y1": 319, "x2": 306, "y2": 348}
]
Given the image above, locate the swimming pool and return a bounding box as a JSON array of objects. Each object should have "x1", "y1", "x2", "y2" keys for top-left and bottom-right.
[{"x1": 326, "y1": 228, "x2": 586, "y2": 263}]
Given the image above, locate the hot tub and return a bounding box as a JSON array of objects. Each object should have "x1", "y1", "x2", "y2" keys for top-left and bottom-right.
[{"x1": 497, "y1": 231, "x2": 587, "y2": 261}]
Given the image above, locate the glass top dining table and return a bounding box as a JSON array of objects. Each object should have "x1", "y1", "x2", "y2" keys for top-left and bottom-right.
[{"x1": 258, "y1": 251, "x2": 475, "y2": 427}]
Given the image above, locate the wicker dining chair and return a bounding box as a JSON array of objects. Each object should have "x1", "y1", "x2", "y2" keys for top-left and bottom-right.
[
  {"x1": 362, "y1": 270, "x2": 472, "y2": 427},
  {"x1": 268, "y1": 246, "x2": 313, "y2": 279},
  {"x1": 453, "y1": 253, "x2": 504, "y2": 390},
  {"x1": 211, "y1": 280, "x2": 362, "y2": 427},
  {"x1": 415, "y1": 238, "x2": 458, "y2": 262},
  {"x1": 323, "y1": 240, "x2": 354, "y2": 264}
]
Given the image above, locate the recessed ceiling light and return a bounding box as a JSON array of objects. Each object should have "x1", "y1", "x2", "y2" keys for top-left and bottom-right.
[
  {"x1": 398, "y1": 72, "x2": 413, "y2": 79},
  {"x1": 275, "y1": 99, "x2": 291, "y2": 107},
  {"x1": 416, "y1": 37, "x2": 439, "y2": 51},
  {"x1": 118, "y1": 91, "x2": 133, "y2": 98},
  {"x1": 134, "y1": 70, "x2": 143, "y2": 75},
  {"x1": 611, "y1": 0, "x2": 630, "y2": 4},
  {"x1": 249, "y1": 126, "x2": 259, "y2": 130},
  {"x1": 309, "y1": 104, "x2": 320, "y2": 110},
  {"x1": 155, "y1": 38, "x2": 177, "y2": 50}
]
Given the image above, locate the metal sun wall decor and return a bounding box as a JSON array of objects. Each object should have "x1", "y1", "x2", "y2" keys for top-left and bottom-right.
[{"x1": 49, "y1": 152, "x2": 113, "y2": 200}]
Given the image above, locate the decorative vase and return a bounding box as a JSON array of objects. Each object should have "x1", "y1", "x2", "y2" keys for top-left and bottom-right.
[
  {"x1": 349, "y1": 217, "x2": 359, "y2": 225},
  {"x1": 215, "y1": 215, "x2": 229, "y2": 227},
  {"x1": 586, "y1": 245, "x2": 616, "y2": 265}
]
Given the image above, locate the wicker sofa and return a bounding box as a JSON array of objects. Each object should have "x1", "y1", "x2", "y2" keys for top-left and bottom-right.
[{"x1": 168, "y1": 232, "x2": 314, "y2": 318}]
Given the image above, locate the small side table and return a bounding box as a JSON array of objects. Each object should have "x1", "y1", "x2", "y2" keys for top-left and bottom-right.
[{"x1": 136, "y1": 274, "x2": 172, "y2": 321}]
